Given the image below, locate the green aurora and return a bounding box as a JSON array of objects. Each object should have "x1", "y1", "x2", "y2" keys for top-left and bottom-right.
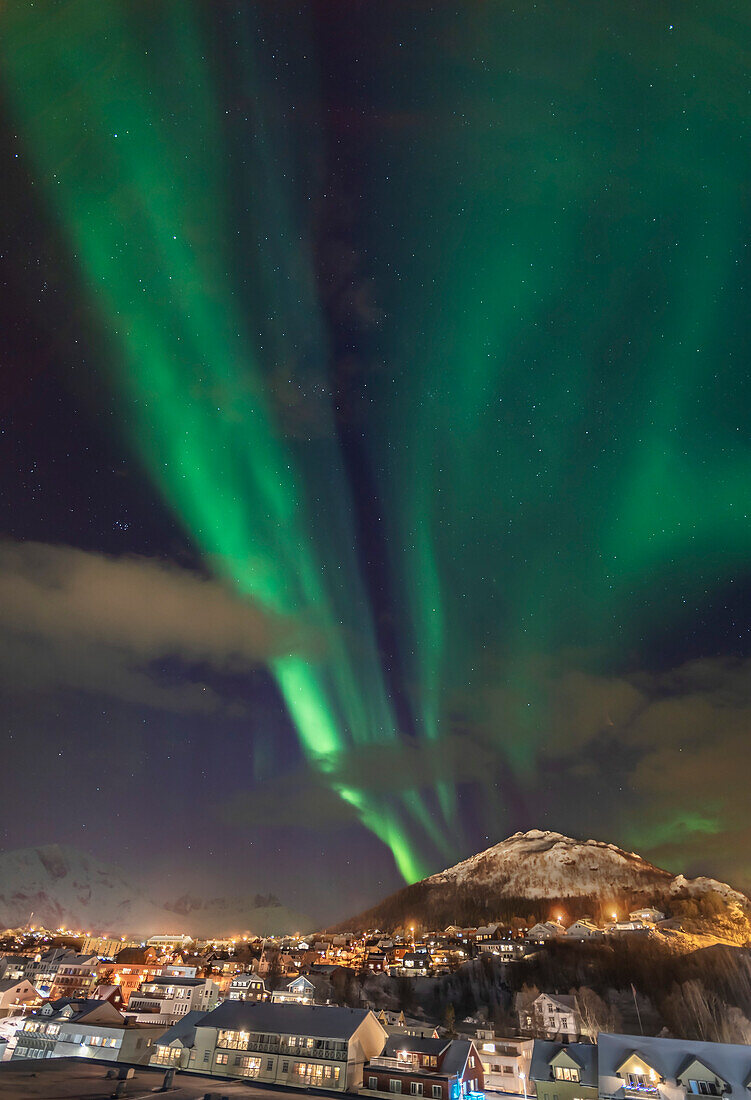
[{"x1": 2, "y1": 2, "x2": 750, "y2": 882}]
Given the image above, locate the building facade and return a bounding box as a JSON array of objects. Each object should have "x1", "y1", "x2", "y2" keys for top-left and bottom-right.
[
  {"x1": 191, "y1": 1001, "x2": 387, "y2": 1090},
  {"x1": 364, "y1": 1035, "x2": 484, "y2": 1100}
]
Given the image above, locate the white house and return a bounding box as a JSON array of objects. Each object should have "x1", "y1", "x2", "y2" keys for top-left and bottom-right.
[
  {"x1": 227, "y1": 973, "x2": 267, "y2": 1002},
  {"x1": 527, "y1": 922, "x2": 564, "y2": 943},
  {"x1": 519, "y1": 994, "x2": 583, "y2": 1042},
  {"x1": 127, "y1": 975, "x2": 219, "y2": 1024},
  {"x1": 0, "y1": 979, "x2": 40, "y2": 1018},
  {"x1": 12, "y1": 998, "x2": 164, "y2": 1063},
  {"x1": 629, "y1": 908, "x2": 665, "y2": 924},
  {"x1": 566, "y1": 919, "x2": 601, "y2": 940},
  {"x1": 271, "y1": 975, "x2": 316, "y2": 1004},
  {"x1": 475, "y1": 1029, "x2": 532, "y2": 1094}
]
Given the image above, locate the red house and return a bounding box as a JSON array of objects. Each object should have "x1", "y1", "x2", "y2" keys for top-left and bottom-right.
[{"x1": 364, "y1": 1036, "x2": 484, "y2": 1100}]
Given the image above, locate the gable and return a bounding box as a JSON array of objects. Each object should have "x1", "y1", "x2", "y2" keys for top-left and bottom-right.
[
  {"x1": 615, "y1": 1052, "x2": 661, "y2": 1080},
  {"x1": 551, "y1": 1049, "x2": 584, "y2": 1071},
  {"x1": 677, "y1": 1058, "x2": 727, "y2": 1089}
]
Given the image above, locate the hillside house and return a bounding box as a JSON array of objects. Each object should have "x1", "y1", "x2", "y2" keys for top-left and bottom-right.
[
  {"x1": 526, "y1": 922, "x2": 564, "y2": 944},
  {"x1": 227, "y1": 973, "x2": 267, "y2": 1002},
  {"x1": 629, "y1": 908, "x2": 665, "y2": 924},
  {"x1": 566, "y1": 919, "x2": 601, "y2": 940},
  {"x1": 271, "y1": 976, "x2": 316, "y2": 1004},
  {"x1": 520, "y1": 995, "x2": 584, "y2": 1042}
]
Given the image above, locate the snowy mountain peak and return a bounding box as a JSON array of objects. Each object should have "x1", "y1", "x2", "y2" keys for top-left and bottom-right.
[
  {"x1": 341, "y1": 827, "x2": 750, "y2": 932},
  {"x1": 424, "y1": 829, "x2": 668, "y2": 894}
]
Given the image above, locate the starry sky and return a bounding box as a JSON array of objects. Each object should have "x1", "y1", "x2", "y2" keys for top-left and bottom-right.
[{"x1": 1, "y1": 2, "x2": 751, "y2": 925}]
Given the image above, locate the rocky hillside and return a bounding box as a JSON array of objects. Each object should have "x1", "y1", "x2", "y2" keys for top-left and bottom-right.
[
  {"x1": 339, "y1": 830, "x2": 750, "y2": 931},
  {"x1": 0, "y1": 845, "x2": 309, "y2": 937}
]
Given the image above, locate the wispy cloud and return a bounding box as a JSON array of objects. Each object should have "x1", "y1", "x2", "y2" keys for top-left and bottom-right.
[{"x1": 0, "y1": 539, "x2": 303, "y2": 713}]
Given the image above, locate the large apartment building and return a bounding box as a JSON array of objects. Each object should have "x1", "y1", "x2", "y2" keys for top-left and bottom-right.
[
  {"x1": 190, "y1": 1002, "x2": 387, "y2": 1090},
  {"x1": 12, "y1": 998, "x2": 164, "y2": 1064}
]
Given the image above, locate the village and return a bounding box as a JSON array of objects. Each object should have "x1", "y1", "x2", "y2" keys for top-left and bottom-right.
[{"x1": 1, "y1": 903, "x2": 750, "y2": 1097}]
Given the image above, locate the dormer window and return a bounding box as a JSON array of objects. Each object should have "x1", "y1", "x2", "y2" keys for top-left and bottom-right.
[
  {"x1": 554, "y1": 1067, "x2": 579, "y2": 1082},
  {"x1": 688, "y1": 1083, "x2": 718, "y2": 1096}
]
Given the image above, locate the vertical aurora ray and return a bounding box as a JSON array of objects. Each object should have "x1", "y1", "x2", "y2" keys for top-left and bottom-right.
[
  {"x1": 345, "y1": 3, "x2": 751, "y2": 798},
  {"x1": 0, "y1": 0, "x2": 456, "y2": 882},
  {"x1": 4, "y1": 0, "x2": 751, "y2": 875}
]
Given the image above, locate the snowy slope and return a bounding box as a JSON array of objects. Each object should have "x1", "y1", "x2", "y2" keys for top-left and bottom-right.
[
  {"x1": 340, "y1": 829, "x2": 750, "y2": 930},
  {"x1": 425, "y1": 829, "x2": 673, "y2": 896},
  {"x1": 0, "y1": 845, "x2": 309, "y2": 936}
]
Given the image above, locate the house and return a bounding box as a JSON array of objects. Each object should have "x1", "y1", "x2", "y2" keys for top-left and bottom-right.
[
  {"x1": 530, "y1": 1041, "x2": 598, "y2": 1100},
  {"x1": 271, "y1": 975, "x2": 316, "y2": 1004},
  {"x1": 566, "y1": 919, "x2": 601, "y2": 941},
  {"x1": 81, "y1": 936, "x2": 137, "y2": 959},
  {"x1": 12, "y1": 998, "x2": 164, "y2": 1063},
  {"x1": 0, "y1": 979, "x2": 40, "y2": 1018},
  {"x1": 49, "y1": 953, "x2": 99, "y2": 1000},
  {"x1": 628, "y1": 909, "x2": 665, "y2": 925},
  {"x1": 365, "y1": 952, "x2": 389, "y2": 974},
  {"x1": 364, "y1": 1035, "x2": 484, "y2": 1099},
  {"x1": 0, "y1": 955, "x2": 33, "y2": 981},
  {"x1": 149, "y1": 1009, "x2": 204, "y2": 1070},
  {"x1": 24, "y1": 949, "x2": 86, "y2": 998},
  {"x1": 475, "y1": 1029, "x2": 532, "y2": 1094},
  {"x1": 520, "y1": 995, "x2": 583, "y2": 1042},
  {"x1": 90, "y1": 984, "x2": 125, "y2": 1010},
  {"x1": 110, "y1": 947, "x2": 165, "y2": 1004},
  {"x1": 146, "y1": 934, "x2": 193, "y2": 951},
  {"x1": 475, "y1": 925, "x2": 501, "y2": 942},
  {"x1": 526, "y1": 923, "x2": 564, "y2": 944},
  {"x1": 190, "y1": 1001, "x2": 387, "y2": 1090},
  {"x1": 607, "y1": 920, "x2": 650, "y2": 936},
  {"x1": 477, "y1": 940, "x2": 526, "y2": 961},
  {"x1": 598, "y1": 1032, "x2": 751, "y2": 1100},
  {"x1": 127, "y1": 975, "x2": 219, "y2": 1024},
  {"x1": 376, "y1": 1010, "x2": 438, "y2": 1039},
  {"x1": 227, "y1": 973, "x2": 267, "y2": 1002},
  {"x1": 399, "y1": 952, "x2": 433, "y2": 977}
]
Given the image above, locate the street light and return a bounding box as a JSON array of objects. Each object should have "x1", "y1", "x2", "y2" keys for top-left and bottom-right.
[{"x1": 520, "y1": 1072, "x2": 527, "y2": 1100}]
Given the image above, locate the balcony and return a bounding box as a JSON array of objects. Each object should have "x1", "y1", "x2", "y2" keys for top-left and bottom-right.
[{"x1": 369, "y1": 1057, "x2": 418, "y2": 1071}]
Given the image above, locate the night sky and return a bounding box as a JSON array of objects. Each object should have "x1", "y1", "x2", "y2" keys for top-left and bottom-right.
[{"x1": 1, "y1": 2, "x2": 751, "y2": 925}]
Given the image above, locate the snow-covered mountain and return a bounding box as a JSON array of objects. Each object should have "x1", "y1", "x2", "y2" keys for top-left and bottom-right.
[
  {"x1": 0, "y1": 845, "x2": 309, "y2": 937},
  {"x1": 341, "y1": 829, "x2": 750, "y2": 931}
]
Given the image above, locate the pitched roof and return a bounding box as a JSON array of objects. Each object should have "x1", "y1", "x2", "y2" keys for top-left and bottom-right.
[
  {"x1": 599, "y1": 1033, "x2": 751, "y2": 1100},
  {"x1": 538, "y1": 993, "x2": 577, "y2": 1011},
  {"x1": 198, "y1": 1001, "x2": 374, "y2": 1040},
  {"x1": 530, "y1": 1041, "x2": 598, "y2": 1088},
  {"x1": 155, "y1": 1010, "x2": 205, "y2": 1049},
  {"x1": 440, "y1": 1040, "x2": 476, "y2": 1077}
]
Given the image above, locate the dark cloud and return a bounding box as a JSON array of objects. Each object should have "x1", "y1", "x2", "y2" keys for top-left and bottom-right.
[{"x1": 0, "y1": 539, "x2": 303, "y2": 713}]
